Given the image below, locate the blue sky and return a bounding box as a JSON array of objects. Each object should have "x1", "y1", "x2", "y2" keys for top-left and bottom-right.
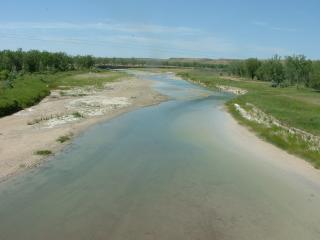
[{"x1": 0, "y1": 0, "x2": 319, "y2": 59}]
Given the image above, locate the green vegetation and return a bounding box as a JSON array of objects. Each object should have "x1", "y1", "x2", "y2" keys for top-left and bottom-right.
[
  {"x1": 27, "y1": 114, "x2": 62, "y2": 125},
  {"x1": 72, "y1": 112, "x2": 84, "y2": 118},
  {"x1": 178, "y1": 69, "x2": 320, "y2": 167},
  {"x1": 0, "y1": 49, "x2": 94, "y2": 73},
  {"x1": 49, "y1": 71, "x2": 126, "y2": 89},
  {"x1": 34, "y1": 150, "x2": 52, "y2": 156},
  {"x1": 99, "y1": 54, "x2": 320, "y2": 90},
  {"x1": 245, "y1": 58, "x2": 261, "y2": 80},
  {"x1": 56, "y1": 133, "x2": 73, "y2": 143},
  {"x1": 0, "y1": 49, "x2": 127, "y2": 117},
  {"x1": 0, "y1": 49, "x2": 125, "y2": 117},
  {"x1": 0, "y1": 49, "x2": 94, "y2": 117},
  {"x1": 0, "y1": 71, "x2": 125, "y2": 117},
  {"x1": 0, "y1": 74, "x2": 50, "y2": 116},
  {"x1": 311, "y1": 61, "x2": 320, "y2": 89},
  {"x1": 95, "y1": 57, "x2": 229, "y2": 71},
  {"x1": 228, "y1": 55, "x2": 319, "y2": 89}
]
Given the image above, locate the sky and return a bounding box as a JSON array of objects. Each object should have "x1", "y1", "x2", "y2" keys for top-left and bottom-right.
[{"x1": 0, "y1": 0, "x2": 319, "y2": 59}]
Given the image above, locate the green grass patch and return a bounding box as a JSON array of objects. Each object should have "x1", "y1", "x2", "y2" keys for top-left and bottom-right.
[
  {"x1": 56, "y1": 133, "x2": 73, "y2": 143},
  {"x1": 0, "y1": 75, "x2": 50, "y2": 117},
  {"x1": 179, "y1": 69, "x2": 320, "y2": 167},
  {"x1": 179, "y1": 69, "x2": 320, "y2": 134},
  {"x1": 0, "y1": 70, "x2": 127, "y2": 117},
  {"x1": 48, "y1": 71, "x2": 127, "y2": 89},
  {"x1": 72, "y1": 111, "x2": 84, "y2": 118},
  {"x1": 226, "y1": 102, "x2": 320, "y2": 168},
  {"x1": 34, "y1": 150, "x2": 52, "y2": 156}
]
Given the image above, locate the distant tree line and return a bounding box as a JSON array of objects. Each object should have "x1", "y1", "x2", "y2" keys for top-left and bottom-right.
[
  {"x1": 0, "y1": 49, "x2": 94, "y2": 81},
  {"x1": 161, "y1": 60, "x2": 227, "y2": 69},
  {"x1": 1, "y1": 49, "x2": 320, "y2": 90},
  {"x1": 95, "y1": 57, "x2": 229, "y2": 71},
  {"x1": 95, "y1": 57, "x2": 147, "y2": 67},
  {"x1": 228, "y1": 55, "x2": 320, "y2": 89}
]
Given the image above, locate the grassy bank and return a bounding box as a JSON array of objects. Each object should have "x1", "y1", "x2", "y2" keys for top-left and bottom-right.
[
  {"x1": 178, "y1": 69, "x2": 320, "y2": 168},
  {"x1": 0, "y1": 70, "x2": 126, "y2": 117}
]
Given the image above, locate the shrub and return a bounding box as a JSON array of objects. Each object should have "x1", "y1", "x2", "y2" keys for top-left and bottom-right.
[
  {"x1": 34, "y1": 150, "x2": 52, "y2": 156},
  {"x1": 56, "y1": 133, "x2": 73, "y2": 143}
]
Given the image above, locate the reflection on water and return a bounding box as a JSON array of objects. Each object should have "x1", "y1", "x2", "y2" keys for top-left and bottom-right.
[{"x1": 0, "y1": 72, "x2": 319, "y2": 240}]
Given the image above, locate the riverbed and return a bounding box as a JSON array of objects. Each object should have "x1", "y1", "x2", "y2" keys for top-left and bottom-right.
[{"x1": 0, "y1": 71, "x2": 319, "y2": 240}]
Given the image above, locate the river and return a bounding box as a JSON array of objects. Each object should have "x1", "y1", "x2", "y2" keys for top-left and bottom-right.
[{"x1": 0, "y1": 71, "x2": 319, "y2": 240}]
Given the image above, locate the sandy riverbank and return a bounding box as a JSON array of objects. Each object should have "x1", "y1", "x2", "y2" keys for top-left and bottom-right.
[
  {"x1": 225, "y1": 111, "x2": 320, "y2": 186},
  {"x1": 0, "y1": 77, "x2": 167, "y2": 182}
]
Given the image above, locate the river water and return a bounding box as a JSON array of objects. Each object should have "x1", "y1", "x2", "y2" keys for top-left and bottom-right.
[{"x1": 0, "y1": 72, "x2": 319, "y2": 240}]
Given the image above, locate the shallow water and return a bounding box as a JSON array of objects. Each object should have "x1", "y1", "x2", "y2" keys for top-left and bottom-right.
[{"x1": 0, "y1": 72, "x2": 320, "y2": 240}]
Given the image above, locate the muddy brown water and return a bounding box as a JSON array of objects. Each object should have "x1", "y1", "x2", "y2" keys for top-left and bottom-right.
[{"x1": 0, "y1": 72, "x2": 320, "y2": 240}]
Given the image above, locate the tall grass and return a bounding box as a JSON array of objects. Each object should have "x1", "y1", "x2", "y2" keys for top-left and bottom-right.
[{"x1": 0, "y1": 75, "x2": 49, "y2": 117}]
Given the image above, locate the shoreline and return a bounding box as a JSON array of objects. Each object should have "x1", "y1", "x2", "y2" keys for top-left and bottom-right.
[
  {"x1": 225, "y1": 109, "x2": 320, "y2": 185},
  {"x1": 2, "y1": 70, "x2": 319, "y2": 185},
  {"x1": 0, "y1": 77, "x2": 168, "y2": 182},
  {"x1": 181, "y1": 72, "x2": 320, "y2": 169}
]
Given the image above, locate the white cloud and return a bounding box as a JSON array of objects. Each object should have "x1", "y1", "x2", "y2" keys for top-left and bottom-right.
[
  {"x1": 0, "y1": 20, "x2": 292, "y2": 58},
  {"x1": 0, "y1": 21, "x2": 201, "y2": 35},
  {"x1": 252, "y1": 21, "x2": 297, "y2": 32},
  {"x1": 0, "y1": 21, "x2": 237, "y2": 58}
]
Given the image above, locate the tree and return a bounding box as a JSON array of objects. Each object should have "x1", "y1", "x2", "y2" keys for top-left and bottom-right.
[
  {"x1": 256, "y1": 55, "x2": 284, "y2": 84},
  {"x1": 245, "y1": 58, "x2": 261, "y2": 79},
  {"x1": 310, "y1": 61, "x2": 320, "y2": 90},
  {"x1": 23, "y1": 50, "x2": 41, "y2": 73},
  {"x1": 285, "y1": 55, "x2": 313, "y2": 87},
  {"x1": 74, "y1": 55, "x2": 94, "y2": 69},
  {"x1": 229, "y1": 60, "x2": 247, "y2": 77},
  {"x1": 0, "y1": 70, "x2": 9, "y2": 81}
]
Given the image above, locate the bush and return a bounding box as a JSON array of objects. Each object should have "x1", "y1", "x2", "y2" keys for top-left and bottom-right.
[
  {"x1": 0, "y1": 70, "x2": 9, "y2": 81},
  {"x1": 34, "y1": 150, "x2": 52, "y2": 156},
  {"x1": 56, "y1": 133, "x2": 73, "y2": 143},
  {"x1": 311, "y1": 61, "x2": 320, "y2": 90}
]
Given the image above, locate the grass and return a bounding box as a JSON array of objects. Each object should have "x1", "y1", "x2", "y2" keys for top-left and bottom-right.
[
  {"x1": 227, "y1": 103, "x2": 320, "y2": 168},
  {"x1": 56, "y1": 133, "x2": 73, "y2": 143},
  {"x1": 48, "y1": 71, "x2": 127, "y2": 89},
  {"x1": 72, "y1": 111, "x2": 84, "y2": 118},
  {"x1": 178, "y1": 69, "x2": 320, "y2": 167},
  {"x1": 27, "y1": 113, "x2": 64, "y2": 125},
  {"x1": 34, "y1": 150, "x2": 52, "y2": 156},
  {"x1": 0, "y1": 70, "x2": 127, "y2": 117},
  {"x1": 0, "y1": 75, "x2": 50, "y2": 117},
  {"x1": 27, "y1": 112, "x2": 84, "y2": 126}
]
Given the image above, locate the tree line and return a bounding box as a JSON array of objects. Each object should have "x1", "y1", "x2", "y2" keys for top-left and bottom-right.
[
  {"x1": 95, "y1": 57, "x2": 147, "y2": 67},
  {"x1": 0, "y1": 49, "x2": 95, "y2": 81},
  {"x1": 1, "y1": 49, "x2": 320, "y2": 90},
  {"x1": 228, "y1": 55, "x2": 320, "y2": 89}
]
